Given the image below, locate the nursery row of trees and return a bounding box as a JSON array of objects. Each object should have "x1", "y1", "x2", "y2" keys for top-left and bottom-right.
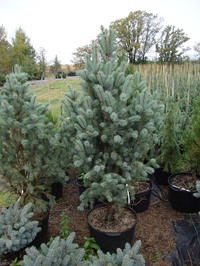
[{"x1": 1, "y1": 27, "x2": 200, "y2": 265}]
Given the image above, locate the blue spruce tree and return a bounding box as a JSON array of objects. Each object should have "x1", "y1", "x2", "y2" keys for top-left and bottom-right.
[
  {"x1": 62, "y1": 29, "x2": 163, "y2": 218},
  {"x1": 0, "y1": 65, "x2": 67, "y2": 214}
]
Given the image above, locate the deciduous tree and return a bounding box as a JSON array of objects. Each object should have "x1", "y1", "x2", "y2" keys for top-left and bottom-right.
[
  {"x1": 110, "y1": 10, "x2": 163, "y2": 63},
  {"x1": 71, "y1": 45, "x2": 91, "y2": 70},
  {"x1": 193, "y1": 42, "x2": 200, "y2": 63},
  {"x1": 156, "y1": 25, "x2": 190, "y2": 64}
]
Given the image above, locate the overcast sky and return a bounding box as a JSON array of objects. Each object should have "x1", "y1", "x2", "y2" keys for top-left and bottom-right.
[{"x1": 1, "y1": 0, "x2": 200, "y2": 64}]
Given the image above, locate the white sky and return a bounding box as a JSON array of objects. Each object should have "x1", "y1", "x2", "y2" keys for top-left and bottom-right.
[{"x1": 1, "y1": 0, "x2": 200, "y2": 64}]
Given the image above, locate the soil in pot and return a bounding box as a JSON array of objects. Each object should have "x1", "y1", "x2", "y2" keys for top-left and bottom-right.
[
  {"x1": 87, "y1": 204, "x2": 137, "y2": 253},
  {"x1": 129, "y1": 181, "x2": 152, "y2": 213},
  {"x1": 168, "y1": 173, "x2": 200, "y2": 213}
]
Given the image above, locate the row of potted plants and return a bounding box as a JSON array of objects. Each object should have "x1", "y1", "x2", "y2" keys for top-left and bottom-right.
[
  {"x1": 153, "y1": 97, "x2": 200, "y2": 213},
  {"x1": 61, "y1": 28, "x2": 165, "y2": 253},
  {"x1": 62, "y1": 28, "x2": 200, "y2": 252},
  {"x1": 0, "y1": 65, "x2": 70, "y2": 263},
  {"x1": 1, "y1": 28, "x2": 200, "y2": 263}
]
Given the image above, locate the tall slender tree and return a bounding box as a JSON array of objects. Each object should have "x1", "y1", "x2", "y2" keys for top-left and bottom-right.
[
  {"x1": 37, "y1": 47, "x2": 48, "y2": 78},
  {"x1": 11, "y1": 27, "x2": 37, "y2": 78},
  {"x1": 0, "y1": 25, "x2": 11, "y2": 74},
  {"x1": 50, "y1": 55, "x2": 61, "y2": 74}
]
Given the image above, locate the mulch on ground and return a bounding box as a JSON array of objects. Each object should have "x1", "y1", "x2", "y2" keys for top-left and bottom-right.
[{"x1": 48, "y1": 169, "x2": 185, "y2": 266}]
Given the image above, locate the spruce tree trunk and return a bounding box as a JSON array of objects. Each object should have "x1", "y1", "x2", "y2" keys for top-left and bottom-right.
[{"x1": 105, "y1": 203, "x2": 115, "y2": 223}]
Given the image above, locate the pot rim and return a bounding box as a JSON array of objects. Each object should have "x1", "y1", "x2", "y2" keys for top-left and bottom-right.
[
  {"x1": 134, "y1": 179, "x2": 153, "y2": 194},
  {"x1": 168, "y1": 172, "x2": 199, "y2": 192},
  {"x1": 86, "y1": 203, "x2": 137, "y2": 235}
]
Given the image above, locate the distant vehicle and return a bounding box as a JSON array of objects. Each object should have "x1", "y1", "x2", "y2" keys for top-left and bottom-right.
[{"x1": 68, "y1": 71, "x2": 76, "y2": 77}]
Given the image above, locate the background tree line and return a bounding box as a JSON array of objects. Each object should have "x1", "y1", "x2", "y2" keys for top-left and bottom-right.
[
  {"x1": 0, "y1": 25, "x2": 64, "y2": 85},
  {"x1": 72, "y1": 10, "x2": 200, "y2": 67},
  {"x1": 1, "y1": 10, "x2": 200, "y2": 85}
]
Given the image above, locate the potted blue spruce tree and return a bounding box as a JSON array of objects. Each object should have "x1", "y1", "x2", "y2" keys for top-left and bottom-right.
[
  {"x1": 62, "y1": 29, "x2": 163, "y2": 253},
  {"x1": 0, "y1": 66, "x2": 67, "y2": 248},
  {"x1": 0, "y1": 202, "x2": 41, "y2": 264},
  {"x1": 168, "y1": 98, "x2": 200, "y2": 213}
]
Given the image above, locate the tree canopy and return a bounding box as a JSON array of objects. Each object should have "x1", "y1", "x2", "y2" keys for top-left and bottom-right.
[
  {"x1": 110, "y1": 10, "x2": 163, "y2": 63},
  {"x1": 156, "y1": 25, "x2": 190, "y2": 64}
]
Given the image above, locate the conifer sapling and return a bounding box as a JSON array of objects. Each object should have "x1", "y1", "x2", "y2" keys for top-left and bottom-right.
[
  {"x1": 62, "y1": 29, "x2": 163, "y2": 221},
  {"x1": 0, "y1": 66, "x2": 67, "y2": 214}
]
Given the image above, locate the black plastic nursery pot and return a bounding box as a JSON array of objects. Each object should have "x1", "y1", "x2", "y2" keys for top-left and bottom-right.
[
  {"x1": 129, "y1": 180, "x2": 153, "y2": 213},
  {"x1": 51, "y1": 181, "x2": 63, "y2": 200},
  {"x1": 154, "y1": 167, "x2": 171, "y2": 186},
  {"x1": 30, "y1": 209, "x2": 50, "y2": 248},
  {"x1": 168, "y1": 173, "x2": 200, "y2": 213},
  {"x1": 86, "y1": 204, "x2": 137, "y2": 253}
]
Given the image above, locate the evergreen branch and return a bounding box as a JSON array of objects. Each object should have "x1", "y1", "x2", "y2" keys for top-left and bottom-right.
[
  {"x1": 86, "y1": 98, "x2": 92, "y2": 125},
  {"x1": 99, "y1": 72, "x2": 105, "y2": 92},
  {"x1": 77, "y1": 141, "x2": 86, "y2": 160},
  {"x1": 7, "y1": 77, "x2": 13, "y2": 96},
  {"x1": 87, "y1": 84, "x2": 91, "y2": 97},
  {"x1": 124, "y1": 76, "x2": 133, "y2": 94},
  {"x1": 106, "y1": 92, "x2": 113, "y2": 110},
  {"x1": 116, "y1": 73, "x2": 123, "y2": 88},
  {"x1": 109, "y1": 30, "x2": 112, "y2": 52},
  {"x1": 96, "y1": 86, "x2": 107, "y2": 123},
  {"x1": 61, "y1": 100, "x2": 71, "y2": 115},
  {"x1": 137, "y1": 92, "x2": 146, "y2": 132},
  {"x1": 104, "y1": 34, "x2": 108, "y2": 58},
  {"x1": 95, "y1": 44, "x2": 98, "y2": 64}
]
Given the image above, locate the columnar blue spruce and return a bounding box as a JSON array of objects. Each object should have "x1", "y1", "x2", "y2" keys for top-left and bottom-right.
[
  {"x1": 62, "y1": 29, "x2": 163, "y2": 219},
  {"x1": 0, "y1": 202, "x2": 41, "y2": 255},
  {"x1": 0, "y1": 66, "x2": 67, "y2": 214}
]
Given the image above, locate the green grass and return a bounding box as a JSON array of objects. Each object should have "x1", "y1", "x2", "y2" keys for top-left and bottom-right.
[
  {"x1": 0, "y1": 191, "x2": 18, "y2": 209},
  {"x1": 0, "y1": 78, "x2": 82, "y2": 207},
  {"x1": 31, "y1": 77, "x2": 82, "y2": 116}
]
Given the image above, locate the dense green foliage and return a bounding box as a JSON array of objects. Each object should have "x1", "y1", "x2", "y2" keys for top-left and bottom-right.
[
  {"x1": 90, "y1": 241, "x2": 145, "y2": 266},
  {"x1": 157, "y1": 104, "x2": 181, "y2": 173},
  {"x1": 62, "y1": 29, "x2": 163, "y2": 213},
  {"x1": 0, "y1": 202, "x2": 41, "y2": 255},
  {"x1": 156, "y1": 25, "x2": 190, "y2": 64},
  {"x1": 180, "y1": 98, "x2": 200, "y2": 175},
  {"x1": 110, "y1": 10, "x2": 163, "y2": 63},
  {"x1": 22, "y1": 233, "x2": 87, "y2": 266},
  {"x1": 22, "y1": 232, "x2": 145, "y2": 266},
  {"x1": 0, "y1": 66, "x2": 67, "y2": 214}
]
